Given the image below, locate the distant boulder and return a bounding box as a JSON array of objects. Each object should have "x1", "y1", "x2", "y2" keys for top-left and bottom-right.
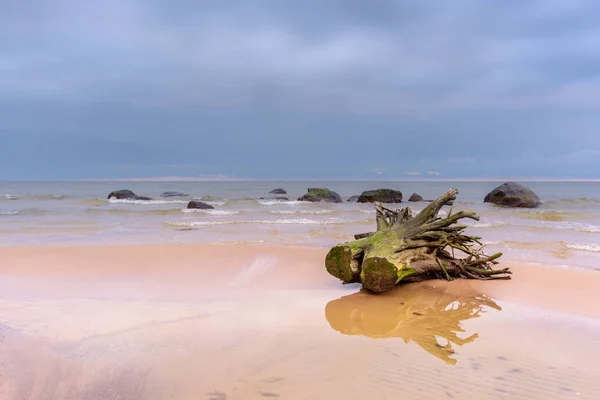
[
  {"x1": 107, "y1": 190, "x2": 136, "y2": 200},
  {"x1": 269, "y1": 188, "x2": 287, "y2": 195},
  {"x1": 408, "y1": 193, "x2": 424, "y2": 202},
  {"x1": 187, "y1": 200, "x2": 215, "y2": 210},
  {"x1": 357, "y1": 189, "x2": 403, "y2": 203},
  {"x1": 260, "y1": 196, "x2": 289, "y2": 201},
  {"x1": 160, "y1": 191, "x2": 189, "y2": 197},
  {"x1": 484, "y1": 182, "x2": 541, "y2": 208},
  {"x1": 298, "y1": 188, "x2": 343, "y2": 203},
  {"x1": 346, "y1": 195, "x2": 360, "y2": 203}
]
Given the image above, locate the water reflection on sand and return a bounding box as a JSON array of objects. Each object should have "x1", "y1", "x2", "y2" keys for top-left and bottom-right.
[{"x1": 326, "y1": 284, "x2": 502, "y2": 364}]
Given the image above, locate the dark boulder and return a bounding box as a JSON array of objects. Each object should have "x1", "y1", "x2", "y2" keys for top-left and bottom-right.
[
  {"x1": 357, "y1": 189, "x2": 403, "y2": 203},
  {"x1": 187, "y1": 200, "x2": 215, "y2": 210},
  {"x1": 107, "y1": 189, "x2": 136, "y2": 200},
  {"x1": 346, "y1": 195, "x2": 360, "y2": 203},
  {"x1": 134, "y1": 196, "x2": 153, "y2": 201},
  {"x1": 269, "y1": 188, "x2": 287, "y2": 195},
  {"x1": 260, "y1": 196, "x2": 289, "y2": 201},
  {"x1": 408, "y1": 193, "x2": 424, "y2": 202},
  {"x1": 298, "y1": 188, "x2": 343, "y2": 203},
  {"x1": 484, "y1": 182, "x2": 541, "y2": 208},
  {"x1": 160, "y1": 191, "x2": 189, "y2": 197}
]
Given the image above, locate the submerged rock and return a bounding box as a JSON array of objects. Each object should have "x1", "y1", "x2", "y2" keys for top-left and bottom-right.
[
  {"x1": 357, "y1": 189, "x2": 403, "y2": 203},
  {"x1": 269, "y1": 188, "x2": 287, "y2": 195},
  {"x1": 107, "y1": 189, "x2": 136, "y2": 199},
  {"x1": 134, "y1": 196, "x2": 153, "y2": 201},
  {"x1": 160, "y1": 191, "x2": 189, "y2": 197},
  {"x1": 346, "y1": 195, "x2": 360, "y2": 203},
  {"x1": 187, "y1": 200, "x2": 215, "y2": 210},
  {"x1": 484, "y1": 182, "x2": 541, "y2": 208},
  {"x1": 408, "y1": 193, "x2": 424, "y2": 202},
  {"x1": 298, "y1": 188, "x2": 343, "y2": 203}
]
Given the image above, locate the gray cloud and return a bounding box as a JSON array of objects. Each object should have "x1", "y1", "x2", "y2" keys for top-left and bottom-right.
[{"x1": 1, "y1": 0, "x2": 600, "y2": 179}]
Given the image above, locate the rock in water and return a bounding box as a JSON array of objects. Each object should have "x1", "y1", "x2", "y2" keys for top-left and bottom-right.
[
  {"x1": 160, "y1": 191, "x2": 189, "y2": 197},
  {"x1": 134, "y1": 196, "x2": 153, "y2": 201},
  {"x1": 298, "y1": 188, "x2": 343, "y2": 203},
  {"x1": 187, "y1": 201, "x2": 215, "y2": 210},
  {"x1": 484, "y1": 182, "x2": 541, "y2": 208},
  {"x1": 357, "y1": 189, "x2": 403, "y2": 203},
  {"x1": 269, "y1": 188, "x2": 287, "y2": 195},
  {"x1": 408, "y1": 193, "x2": 424, "y2": 202},
  {"x1": 347, "y1": 195, "x2": 360, "y2": 203},
  {"x1": 107, "y1": 189, "x2": 137, "y2": 199}
]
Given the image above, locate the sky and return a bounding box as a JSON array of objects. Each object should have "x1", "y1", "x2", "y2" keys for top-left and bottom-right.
[{"x1": 1, "y1": 0, "x2": 600, "y2": 180}]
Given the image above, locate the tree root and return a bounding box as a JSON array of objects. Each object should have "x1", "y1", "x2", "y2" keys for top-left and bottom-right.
[{"x1": 325, "y1": 188, "x2": 512, "y2": 293}]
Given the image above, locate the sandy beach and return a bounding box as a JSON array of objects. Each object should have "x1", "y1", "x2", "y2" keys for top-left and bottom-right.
[{"x1": 1, "y1": 243, "x2": 599, "y2": 400}]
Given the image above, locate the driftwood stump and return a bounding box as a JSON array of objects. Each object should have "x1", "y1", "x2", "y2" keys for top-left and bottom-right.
[{"x1": 325, "y1": 188, "x2": 511, "y2": 293}]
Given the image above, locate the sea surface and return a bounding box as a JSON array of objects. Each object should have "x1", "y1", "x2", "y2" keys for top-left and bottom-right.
[{"x1": 1, "y1": 180, "x2": 600, "y2": 271}]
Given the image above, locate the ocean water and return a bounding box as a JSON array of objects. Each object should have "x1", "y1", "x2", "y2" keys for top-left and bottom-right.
[{"x1": 1, "y1": 181, "x2": 600, "y2": 271}]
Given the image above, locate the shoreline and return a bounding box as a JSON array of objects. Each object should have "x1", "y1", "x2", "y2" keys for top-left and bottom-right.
[{"x1": 1, "y1": 242, "x2": 599, "y2": 318}]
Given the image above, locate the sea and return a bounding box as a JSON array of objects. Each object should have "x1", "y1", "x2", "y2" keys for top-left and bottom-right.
[{"x1": 1, "y1": 181, "x2": 599, "y2": 272}]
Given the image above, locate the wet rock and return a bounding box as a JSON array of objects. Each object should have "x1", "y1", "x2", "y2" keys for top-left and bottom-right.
[
  {"x1": 160, "y1": 191, "x2": 189, "y2": 197},
  {"x1": 484, "y1": 182, "x2": 541, "y2": 208},
  {"x1": 357, "y1": 189, "x2": 403, "y2": 203},
  {"x1": 187, "y1": 200, "x2": 215, "y2": 210},
  {"x1": 298, "y1": 188, "x2": 343, "y2": 203},
  {"x1": 408, "y1": 193, "x2": 424, "y2": 202},
  {"x1": 134, "y1": 196, "x2": 153, "y2": 201},
  {"x1": 347, "y1": 195, "x2": 360, "y2": 203},
  {"x1": 269, "y1": 188, "x2": 287, "y2": 195},
  {"x1": 107, "y1": 189, "x2": 136, "y2": 199}
]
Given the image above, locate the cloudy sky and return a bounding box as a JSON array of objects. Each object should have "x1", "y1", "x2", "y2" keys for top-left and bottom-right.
[{"x1": 1, "y1": 0, "x2": 600, "y2": 180}]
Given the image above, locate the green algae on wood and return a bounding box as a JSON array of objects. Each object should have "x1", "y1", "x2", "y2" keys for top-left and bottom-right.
[{"x1": 325, "y1": 188, "x2": 511, "y2": 293}]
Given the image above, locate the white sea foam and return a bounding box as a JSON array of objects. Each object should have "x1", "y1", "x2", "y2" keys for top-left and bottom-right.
[
  {"x1": 575, "y1": 225, "x2": 600, "y2": 233},
  {"x1": 468, "y1": 221, "x2": 507, "y2": 228},
  {"x1": 258, "y1": 200, "x2": 310, "y2": 206},
  {"x1": 4, "y1": 194, "x2": 17, "y2": 200},
  {"x1": 564, "y1": 242, "x2": 600, "y2": 253},
  {"x1": 0, "y1": 211, "x2": 18, "y2": 216},
  {"x1": 109, "y1": 199, "x2": 189, "y2": 205},
  {"x1": 181, "y1": 209, "x2": 239, "y2": 216},
  {"x1": 167, "y1": 218, "x2": 351, "y2": 228},
  {"x1": 270, "y1": 210, "x2": 333, "y2": 215}
]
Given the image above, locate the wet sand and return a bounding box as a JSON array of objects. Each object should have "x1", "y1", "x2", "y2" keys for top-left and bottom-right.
[{"x1": 1, "y1": 243, "x2": 600, "y2": 399}]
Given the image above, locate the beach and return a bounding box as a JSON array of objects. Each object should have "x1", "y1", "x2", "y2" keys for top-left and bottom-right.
[
  {"x1": 2, "y1": 181, "x2": 600, "y2": 399},
  {"x1": 1, "y1": 243, "x2": 600, "y2": 400}
]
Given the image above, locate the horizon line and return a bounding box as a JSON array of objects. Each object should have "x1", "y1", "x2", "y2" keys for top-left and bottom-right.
[{"x1": 3, "y1": 177, "x2": 600, "y2": 182}]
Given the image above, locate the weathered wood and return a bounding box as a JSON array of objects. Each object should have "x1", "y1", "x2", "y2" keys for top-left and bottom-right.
[{"x1": 325, "y1": 188, "x2": 511, "y2": 293}]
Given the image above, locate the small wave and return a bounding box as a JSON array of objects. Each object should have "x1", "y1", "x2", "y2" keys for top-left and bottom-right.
[
  {"x1": 2, "y1": 193, "x2": 67, "y2": 201},
  {"x1": 181, "y1": 209, "x2": 239, "y2": 216},
  {"x1": 270, "y1": 210, "x2": 333, "y2": 215},
  {"x1": 467, "y1": 221, "x2": 507, "y2": 228},
  {"x1": 563, "y1": 242, "x2": 600, "y2": 253},
  {"x1": 0, "y1": 211, "x2": 18, "y2": 216},
  {"x1": 258, "y1": 200, "x2": 310, "y2": 206},
  {"x1": 166, "y1": 218, "x2": 356, "y2": 228},
  {"x1": 109, "y1": 198, "x2": 188, "y2": 205},
  {"x1": 575, "y1": 225, "x2": 600, "y2": 233}
]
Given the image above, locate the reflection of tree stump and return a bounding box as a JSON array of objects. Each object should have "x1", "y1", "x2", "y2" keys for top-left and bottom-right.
[
  {"x1": 325, "y1": 188, "x2": 511, "y2": 293},
  {"x1": 325, "y1": 285, "x2": 502, "y2": 364}
]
